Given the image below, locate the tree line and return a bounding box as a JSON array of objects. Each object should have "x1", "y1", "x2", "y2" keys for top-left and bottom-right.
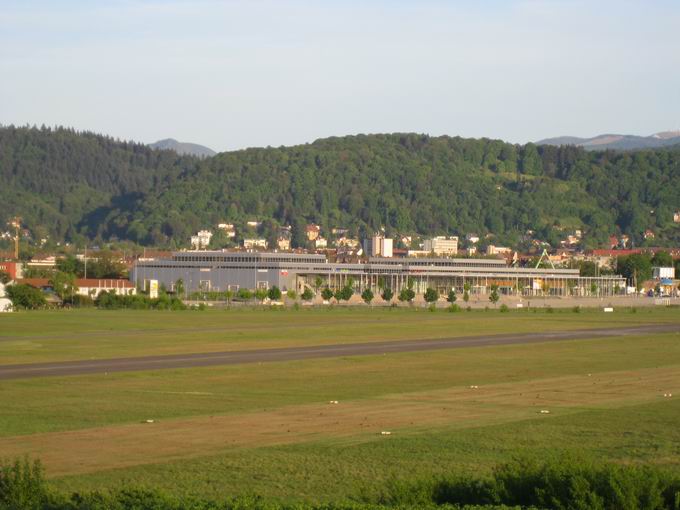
[{"x1": 2, "y1": 126, "x2": 680, "y2": 250}]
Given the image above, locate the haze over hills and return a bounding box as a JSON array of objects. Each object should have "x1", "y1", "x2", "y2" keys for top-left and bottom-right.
[
  {"x1": 149, "y1": 138, "x2": 216, "y2": 158},
  {"x1": 537, "y1": 131, "x2": 680, "y2": 151}
]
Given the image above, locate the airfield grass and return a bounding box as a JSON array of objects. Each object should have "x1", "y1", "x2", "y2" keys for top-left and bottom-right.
[
  {"x1": 0, "y1": 306, "x2": 678, "y2": 365},
  {"x1": 50, "y1": 398, "x2": 680, "y2": 503},
  {"x1": 1, "y1": 307, "x2": 680, "y2": 503}
]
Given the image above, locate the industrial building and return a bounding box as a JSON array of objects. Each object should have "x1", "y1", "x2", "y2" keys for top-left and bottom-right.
[{"x1": 131, "y1": 251, "x2": 626, "y2": 298}]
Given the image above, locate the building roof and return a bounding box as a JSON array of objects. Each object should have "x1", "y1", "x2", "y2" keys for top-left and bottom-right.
[{"x1": 17, "y1": 278, "x2": 134, "y2": 288}]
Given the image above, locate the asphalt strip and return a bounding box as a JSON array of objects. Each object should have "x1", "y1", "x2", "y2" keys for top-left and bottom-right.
[{"x1": 0, "y1": 323, "x2": 678, "y2": 380}]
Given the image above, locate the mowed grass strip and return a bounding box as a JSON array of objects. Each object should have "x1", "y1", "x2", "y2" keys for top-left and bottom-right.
[
  {"x1": 51, "y1": 397, "x2": 680, "y2": 503},
  {"x1": 0, "y1": 307, "x2": 677, "y2": 365},
  {"x1": 2, "y1": 332, "x2": 680, "y2": 437},
  {"x1": 2, "y1": 364, "x2": 678, "y2": 478},
  {"x1": 6, "y1": 329, "x2": 680, "y2": 435}
]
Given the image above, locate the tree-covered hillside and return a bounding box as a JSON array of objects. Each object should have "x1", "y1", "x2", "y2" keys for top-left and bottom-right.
[{"x1": 1, "y1": 126, "x2": 679, "y2": 249}]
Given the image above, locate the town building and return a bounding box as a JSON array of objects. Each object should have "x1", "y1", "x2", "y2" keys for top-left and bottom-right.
[
  {"x1": 465, "y1": 233, "x2": 480, "y2": 244},
  {"x1": 0, "y1": 261, "x2": 21, "y2": 280},
  {"x1": 363, "y1": 236, "x2": 393, "y2": 258},
  {"x1": 336, "y1": 237, "x2": 360, "y2": 248},
  {"x1": 276, "y1": 237, "x2": 291, "y2": 251},
  {"x1": 17, "y1": 278, "x2": 135, "y2": 297},
  {"x1": 217, "y1": 223, "x2": 236, "y2": 238},
  {"x1": 315, "y1": 237, "x2": 328, "y2": 249},
  {"x1": 306, "y1": 224, "x2": 321, "y2": 241},
  {"x1": 486, "y1": 245, "x2": 512, "y2": 255},
  {"x1": 423, "y1": 236, "x2": 459, "y2": 255},
  {"x1": 653, "y1": 267, "x2": 675, "y2": 280},
  {"x1": 191, "y1": 230, "x2": 213, "y2": 249},
  {"x1": 243, "y1": 238, "x2": 268, "y2": 250}
]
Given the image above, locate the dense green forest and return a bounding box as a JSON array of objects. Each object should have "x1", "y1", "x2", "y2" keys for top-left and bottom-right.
[{"x1": 1, "y1": 126, "x2": 679, "y2": 249}]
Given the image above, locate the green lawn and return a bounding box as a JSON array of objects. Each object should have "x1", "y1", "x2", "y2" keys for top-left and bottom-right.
[
  {"x1": 0, "y1": 306, "x2": 677, "y2": 365},
  {"x1": 1, "y1": 307, "x2": 679, "y2": 504},
  {"x1": 51, "y1": 398, "x2": 680, "y2": 503}
]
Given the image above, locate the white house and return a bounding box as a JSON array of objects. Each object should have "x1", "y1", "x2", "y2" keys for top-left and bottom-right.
[
  {"x1": 76, "y1": 279, "x2": 137, "y2": 297},
  {"x1": 191, "y1": 230, "x2": 213, "y2": 249},
  {"x1": 244, "y1": 238, "x2": 268, "y2": 249},
  {"x1": 0, "y1": 282, "x2": 12, "y2": 312}
]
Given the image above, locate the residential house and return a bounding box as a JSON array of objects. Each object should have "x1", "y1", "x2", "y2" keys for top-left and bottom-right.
[
  {"x1": 217, "y1": 223, "x2": 236, "y2": 238},
  {"x1": 276, "y1": 237, "x2": 291, "y2": 250},
  {"x1": 306, "y1": 224, "x2": 321, "y2": 241},
  {"x1": 191, "y1": 230, "x2": 213, "y2": 249},
  {"x1": 486, "y1": 245, "x2": 511, "y2": 256},
  {"x1": 243, "y1": 239, "x2": 268, "y2": 249}
]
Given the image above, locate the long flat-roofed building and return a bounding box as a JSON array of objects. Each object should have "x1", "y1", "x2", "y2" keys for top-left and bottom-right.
[{"x1": 132, "y1": 251, "x2": 626, "y2": 298}]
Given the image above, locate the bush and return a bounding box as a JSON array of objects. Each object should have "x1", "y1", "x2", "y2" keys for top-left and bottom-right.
[
  {"x1": 5, "y1": 284, "x2": 47, "y2": 309},
  {"x1": 424, "y1": 288, "x2": 439, "y2": 304},
  {"x1": 268, "y1": 286, "x2": 282, "y2": 301},
  {"x1": 447, "y1": 304, "x2": 461, "y2": 313},
  {"x1": 499, "y1": 304, "x2": 509, "y2": 313},
  {"x1": 381, "y1": 288, "x2": 394, "y2": 302},
  {"x1": 572, "y1": 305, "x2": 581, "y2": 313},
  {"x1": 387, "y1": 457, "x2": 680, "y2": 510},
  {"x1": 70, "y1": 294, "x2": 94, "y2": 308},
  {"x1": 0, "y1": 459, "x2": 48, "y2": 509},
  {"x1": 301, "y1": 288, "x2": 314, "y2": 301},
  {"x1": 94, "y1": 291, "x2": 186, "y2": 310},
  {"x1": 545, "y1": 306, "x2": 554, "y2": 313},
  {"x1": 237, "y1": 288, "x2": 253, "y2": 300},
  {"x1": 321, "y1": 287, "x2": 334, "y2": 301}
]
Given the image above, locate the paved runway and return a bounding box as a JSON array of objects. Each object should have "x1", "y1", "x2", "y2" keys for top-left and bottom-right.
[{"x1": 1, "y1": 323, "x2": 678, "y2": 380}]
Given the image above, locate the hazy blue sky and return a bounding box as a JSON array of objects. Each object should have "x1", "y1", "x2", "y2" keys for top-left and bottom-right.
[{"x1": 2, "y1": 0, "x2": 679, "y2": 152}]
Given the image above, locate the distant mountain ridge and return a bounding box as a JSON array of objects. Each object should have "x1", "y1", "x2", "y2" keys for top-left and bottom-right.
[
  {"x1": 149, "y1": 138, "x2": 216, "y2": 158},
  {"x1": 537, "y1": 131, "x2": 680, "y2": 151}
]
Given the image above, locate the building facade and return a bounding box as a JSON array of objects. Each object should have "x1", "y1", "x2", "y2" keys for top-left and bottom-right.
[
  {"x1": 423, "y1": 236, "x2": 459, "y2": 255},
  {"x1": 131, "y1": 251, "x2": 626, "y2": 298}
]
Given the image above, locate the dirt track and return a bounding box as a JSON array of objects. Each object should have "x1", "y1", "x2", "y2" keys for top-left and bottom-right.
[{"x1": 1, "y1": 323, "x2": 678, "y2": 380}]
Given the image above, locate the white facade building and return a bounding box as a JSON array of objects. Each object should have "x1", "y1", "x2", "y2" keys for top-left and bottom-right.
[
  {"x1": 244, "y1": 238, "x2": 268, "y2": 249},
  {"x1": 423, "y1": 236, "x2": 459, "y2": 255},
  {"x1": 0, "y1": 282, "x2": 12, "y2": 312},
  {"x1": 191, "y1": 230, "x2": 213, "y2": 249},
  {"x1": 364, "y1": 236, "x2": 393, "y2": 258},
  {"x1": 653, "y1": 267, "x2": 676, "y2": 279}
]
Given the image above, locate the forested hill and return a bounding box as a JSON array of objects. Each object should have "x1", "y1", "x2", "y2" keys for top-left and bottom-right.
[{"x1": 1, "y1": 126, "x2": 680, "y2": 249}]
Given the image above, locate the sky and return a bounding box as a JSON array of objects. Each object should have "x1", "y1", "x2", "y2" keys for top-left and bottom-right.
[{"x1": 1, "y1": 0, "x2": 679, "y2": 152}]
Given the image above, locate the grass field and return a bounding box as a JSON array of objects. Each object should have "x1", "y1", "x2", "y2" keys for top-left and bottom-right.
[
  {"x1": 1, "y1": 307, "x2": 680, "y2": 503},
  {"x1": 1, "y1": 306, "x2": 677, "y2": 365}
]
